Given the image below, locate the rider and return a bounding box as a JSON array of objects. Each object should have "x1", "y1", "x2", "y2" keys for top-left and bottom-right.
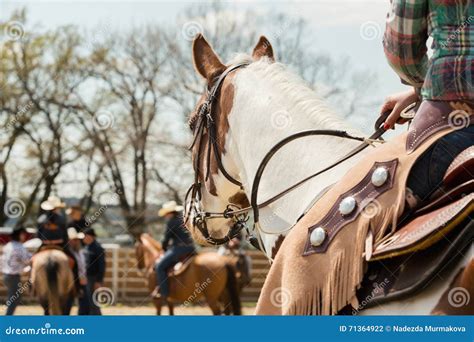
[
  {"x1": 37, "y1": 207, "x2": 80, "y2": 292},
  {"x1": 37, "y1": 212, "x2": 69, "y2": 247},
  {"x1": 152, "y1": 201, "x2": 195, "y2": 299},
  {"x1": 38, "y1": 196, "x2": 67, "y2": 233},
  {"x1": 380, "y1": 0, "x2": 473, "y2": 206}
]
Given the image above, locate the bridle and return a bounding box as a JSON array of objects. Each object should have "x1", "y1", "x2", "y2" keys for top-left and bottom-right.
[
  {"x1": 185, "y1": 63, "x2": 250, "y2": 245},
  {"x1": 185, "y1": 62, "x2": 389, "y2": 246}
]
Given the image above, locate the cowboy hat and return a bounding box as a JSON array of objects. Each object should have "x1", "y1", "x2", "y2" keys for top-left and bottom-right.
[
  {"x1": 67, "y1": 227, "x2": 85, "y2": 240},
  {"x1": 158, "y1": 201, "x2": 183, "y2": 217},
  {"x1": 40, "y1": 196, "x2": 66, "y2": 211}
]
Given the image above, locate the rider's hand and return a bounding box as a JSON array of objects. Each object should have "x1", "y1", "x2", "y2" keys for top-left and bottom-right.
[
  {"x1": 94, "y1": 282, "x2": 103, "y2": 290},
  {"x1": 380, "y1": 89, "x2": 419, "y2": 129}
]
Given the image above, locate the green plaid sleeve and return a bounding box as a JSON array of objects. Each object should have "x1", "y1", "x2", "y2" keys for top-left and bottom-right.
[{"x1": 383, "y1": 0, "x2": 429, "y2": 88}]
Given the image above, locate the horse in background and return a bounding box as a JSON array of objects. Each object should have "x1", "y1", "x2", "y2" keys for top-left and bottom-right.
[
  {"x1": 135, "y1": 233, "x2": 241, "y2": 315},
  {"x1": 30, "y1": 248, "x2": 75, "y2": 315}
]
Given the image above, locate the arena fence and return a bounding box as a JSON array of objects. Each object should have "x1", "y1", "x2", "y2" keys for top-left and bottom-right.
[{"x1": 0, "y1": 245, "x2": 269, "y2": 305}]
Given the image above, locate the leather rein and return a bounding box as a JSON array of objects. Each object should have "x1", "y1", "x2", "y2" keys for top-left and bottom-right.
[{"x1": 185, "y1": 63, "x2": 389, "y2": 246}]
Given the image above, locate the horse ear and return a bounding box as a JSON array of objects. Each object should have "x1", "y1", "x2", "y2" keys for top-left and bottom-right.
[
  {"x1": 252, "y1": 36, "x2": 274, "y2": 61},
  {"x1": 192, "y1": 34, "x2": 226, "y2": 84}
]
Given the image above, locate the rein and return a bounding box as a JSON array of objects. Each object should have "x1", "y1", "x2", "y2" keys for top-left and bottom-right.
[{"x1": 185, "y1": 63, "x2": 388, "y2": 246}]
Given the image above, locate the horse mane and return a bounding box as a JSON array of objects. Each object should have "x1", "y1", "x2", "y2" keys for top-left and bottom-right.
[
  {"x1": 141, "y1": 233, "x2": 162, "y2": 251},
  {"x1": 227, "y1": 53, "x2": 356, "y2": 133},
  {"x1": 138, "y1": 233, "x2": 162, "y2": 267}
]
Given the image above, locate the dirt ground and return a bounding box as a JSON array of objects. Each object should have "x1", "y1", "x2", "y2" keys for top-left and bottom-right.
[{"x1": 11, "y1": 303, "x2": 256, "y2": 315}]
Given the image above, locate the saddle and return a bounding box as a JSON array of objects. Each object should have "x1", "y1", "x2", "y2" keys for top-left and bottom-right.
[
  {"x1": 356, "y1": 147, "x2": 473, "y2": 310},
  {"x1": 256, "y1": 110, "x2": 473, "y2": 315},
  {"x1": 166, "y1": 252, "x2": 197, "y2": 277}
]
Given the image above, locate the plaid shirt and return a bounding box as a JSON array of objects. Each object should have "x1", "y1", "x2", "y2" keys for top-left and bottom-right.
[{"x1": 383, "y1": 0, "x2": 473, "y2": 100}]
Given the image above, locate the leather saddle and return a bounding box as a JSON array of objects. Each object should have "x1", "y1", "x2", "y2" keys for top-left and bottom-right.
[
  {"x1": 356, "y1": 146, "x2": 474, "y2": 310},
  {"x1": 166, "y1": 252, "x2": 197, "y2": 277}
]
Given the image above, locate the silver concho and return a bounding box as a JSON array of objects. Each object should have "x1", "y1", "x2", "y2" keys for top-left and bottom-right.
[
  {"x1": 310, "y1": 227, "x2": 326, "y2": 247},
  {"x1": 339, "y1": 196, "x2": 357, "y2": 215},
  {"x1": 371, "y1": 167, "x2": 389, "y2": 187}
]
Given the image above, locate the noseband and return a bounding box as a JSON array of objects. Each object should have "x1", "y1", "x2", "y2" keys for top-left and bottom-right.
[{"x1": 186, "y1": 62, "x2": 389, "y2": 246}]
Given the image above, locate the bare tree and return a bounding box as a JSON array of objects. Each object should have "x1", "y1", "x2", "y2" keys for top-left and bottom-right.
[
  {"x1": 0, "y1": 12, "x2": 85, "y2": 226},
  {"x1": 171, "y1": 2, "x2": 377, "y2": 118}
]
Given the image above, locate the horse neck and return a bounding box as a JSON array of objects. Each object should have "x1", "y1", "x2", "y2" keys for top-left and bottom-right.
[
  {"x1": 141, "y1": 235, "x2": 162, "y2": 265},
  {"x1": 225, "y1": 61, "x2": 367, "y2": 257}
]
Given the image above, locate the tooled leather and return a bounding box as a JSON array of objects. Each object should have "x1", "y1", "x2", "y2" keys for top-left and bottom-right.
[
  {"x1": 372, "y1": 193, "x2": 473, "y2": 258},
  {"x1": 415, "y1": 180, "x2": 474, "y2": 216},
  {"x1": 357, "y1": 218, "x2": 472, "y2": 310},
  {"x1": 443, "y1": 145, "x2": 474, "y2": 183},
  {"x1": 303, "y1": 159, "x2": 398, "y2": 256},
  {"x1": 406, "y1": 101, "x2": 474, "y2": 153}
]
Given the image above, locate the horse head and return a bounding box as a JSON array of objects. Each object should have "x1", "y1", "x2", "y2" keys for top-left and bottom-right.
[
  {"x1": 186, "y1": 34, "x2": 363, "y2": 258},
  {"x1": 186, "y1": 34, "x2": 275, "y2": 247}
]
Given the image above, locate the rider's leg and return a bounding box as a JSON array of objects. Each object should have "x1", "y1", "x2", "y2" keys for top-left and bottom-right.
[
  {"x1": 176, "y1": 245, "x2": 196, "y2": 257},
  {"x1": 407, "y1": 124, "x2": 474, "y2": 202},
  {"x1": 155, "y1": 249, "x2": 178, "y2": 298}
]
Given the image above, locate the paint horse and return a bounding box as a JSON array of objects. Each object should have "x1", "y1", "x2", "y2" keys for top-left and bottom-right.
[{"x1": 185, "y1": 34, "x2": 473, "y2": 315}]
